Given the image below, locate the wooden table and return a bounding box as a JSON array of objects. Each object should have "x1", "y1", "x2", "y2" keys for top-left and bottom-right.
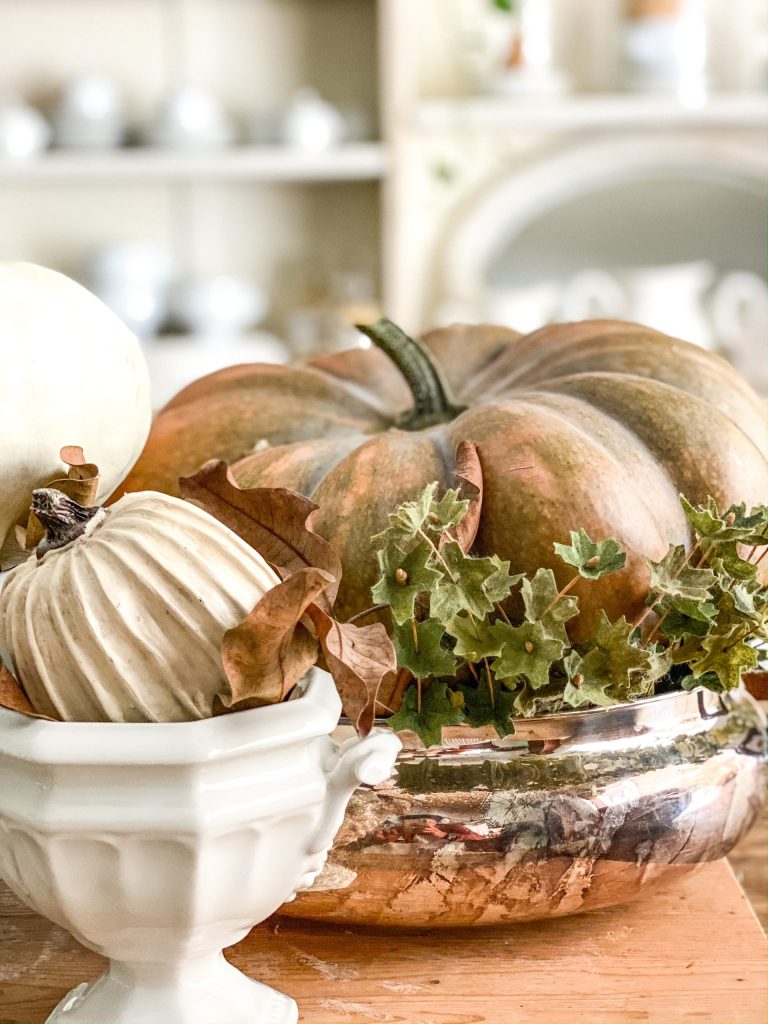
[{"x1": 1, "y1": 861, "x2": 766, "y2": 1024}]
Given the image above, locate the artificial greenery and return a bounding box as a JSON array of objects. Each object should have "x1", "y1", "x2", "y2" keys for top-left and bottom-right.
[{"x1": 371, "y1": 484, "x2": 768, "y2": 746}]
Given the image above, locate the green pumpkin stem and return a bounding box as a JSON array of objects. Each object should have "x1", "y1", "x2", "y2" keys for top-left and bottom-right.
[
  {"x1": 356, "y1": 319, "x2": 468, "y2": 430},
  {"x1": 32, "y1": 488, "x2": 103, "y2": 559}
]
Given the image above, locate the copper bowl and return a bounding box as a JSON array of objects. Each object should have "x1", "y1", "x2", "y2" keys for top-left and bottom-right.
[{"x1": 282, "y1": 686, "x2": 766, "y2": 927}]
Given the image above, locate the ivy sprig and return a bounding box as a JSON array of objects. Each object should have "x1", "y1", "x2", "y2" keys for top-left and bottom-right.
[{"x1": 370, "y1": 481, "x2": 768, "y2": 748}]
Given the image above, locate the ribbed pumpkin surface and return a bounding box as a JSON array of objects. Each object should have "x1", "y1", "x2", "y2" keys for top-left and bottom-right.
[
  {"x1": 116, "y1": 321, "x2": 768, "y2": 631},
  {"x1": 0, "y1": 492, "x2": 279, "y2": 721}
]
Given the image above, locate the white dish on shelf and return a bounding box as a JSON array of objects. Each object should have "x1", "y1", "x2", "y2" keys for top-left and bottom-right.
[
  {"x1": 280, "y1": 88, "x2": 346, "y2": 151},
  {"x1": 53, "y1": 74, "x2": 125, "y2": 149},
  {"x1": 145, "y1": 85, "x2": 236, "y2": 150},
  {"x1": 0, "y1": 99, "x2": 50, "y2": 159},
  {"x1": 141, "y1": 332, "x2": 290, "y2": 409},
  {"x1": 170, "y1": 275, "x2": 267, "y2": 337}
]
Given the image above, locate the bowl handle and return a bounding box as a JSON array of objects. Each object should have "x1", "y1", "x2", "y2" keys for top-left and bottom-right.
[{"x1": 308, "y1": 729, "x2": 401, "y2": 858}]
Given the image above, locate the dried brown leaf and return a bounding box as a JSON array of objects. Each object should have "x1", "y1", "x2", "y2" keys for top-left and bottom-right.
[
  {"x1": 179, "y1": 460, "x2": 341, "y2": 607},
  {"x1": 453, "y1": 440, "x2": 483, "y2": 553},
  {"x1": 24, "y1": 447, "x2": 100, "y2": 550},
  {"x1": 0, "y1": 665, "x2": 58, "y2": 720},
  {"x1": 308, "y1": 605, "x2": 396, "y2": 738},
  {"x1": 220, "y1": 567, "x2": 333, "y2": 708}
]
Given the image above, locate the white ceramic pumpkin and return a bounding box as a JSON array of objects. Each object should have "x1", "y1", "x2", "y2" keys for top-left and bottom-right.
[
  {"x1": 0, "y1": 262, "x2": 152, "y2": 550},
  {"x1": 0, "y1": 490, "x2": 280, "y2": 722}
]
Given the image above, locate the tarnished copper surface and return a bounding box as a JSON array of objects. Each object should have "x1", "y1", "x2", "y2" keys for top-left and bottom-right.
[{"x1": 283, "y1": 687, "x2": 766, "y2": 927}]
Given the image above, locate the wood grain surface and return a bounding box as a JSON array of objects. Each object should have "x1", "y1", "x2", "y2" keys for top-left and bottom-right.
[{"x1": 0, "y1": 861, "x2": 766, "y2": 1024}]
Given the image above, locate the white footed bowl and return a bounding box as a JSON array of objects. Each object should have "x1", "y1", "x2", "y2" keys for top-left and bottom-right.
[{"x1": 0, "y1": 670, "x2": 400, "y2": 1023}]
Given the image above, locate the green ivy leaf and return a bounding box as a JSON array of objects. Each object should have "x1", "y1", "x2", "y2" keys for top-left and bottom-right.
[
  {"x1": 388, "y1": 680, "x2": 464, "y2": 747},
  {"x1": 483, "y1": 554, "x2": 523, "y2": 604},
  {"x1": 492, "y1": 621, "x2": 566, "y2": 689},
  {"x1": 511, "y1": 678, "x2": 569, "y2": 717},
  {"x1": 709, "y1": 541, "x2": 759, "y2": 583},
  {"x1": 371, "y1": 540, "x2": 441, "y2": 625},
  {"x1": 372, "y1": 482, "x2": 438, "y2": 546},
  {"x1": 688, "y1": 627, "x2": 758, "y2": 690},
  {"x1": 680, "y1": 495, "x2": 765, "y2": 543},
  {"x1": 521, "y1": 567, "x2": 579, "y2": 644},
  {"x1": 430, "y1": 541, "x2": 499, "y2": 621},
  {"x1": 445, "y1": 614, "x2": 506, "y2": 662},
  {"x1": 566, "y1": 613, "x2": 655, "y2": 708},
  {"x1": 393, "y1": 618, "x2": 457, "y2": 678},
  {"x1": 553, "y1": 528, "x2": 626, "y2": 579},
  {"x1": 430, "y1": 488, "x2": 469, "y2": 533},
  {"x1": 461, "y1": 681, "x2": 517, "y2": 738},
  {"x1": 681, "y1": 670, "x2": 725, "y2": 694},
  {"x1": 646, "y1": 545, "x2": 717, "y2": 608},
  {"x1": 660, "y1": 607, "x2": 711, "y2": 640}
]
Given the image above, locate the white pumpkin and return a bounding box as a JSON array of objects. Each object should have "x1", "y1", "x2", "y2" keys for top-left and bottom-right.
[
  {"x1": 0, "y1": 262, "x2": 152, "y2": 549},
  {"x1": 0, "y1": 491, "x2": 280, "y2": 722}
]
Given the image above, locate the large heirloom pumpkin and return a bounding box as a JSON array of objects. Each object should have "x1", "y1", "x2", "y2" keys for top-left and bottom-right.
[{"x1": 116, "y1": 320, "x2": 768, "y2": 632}]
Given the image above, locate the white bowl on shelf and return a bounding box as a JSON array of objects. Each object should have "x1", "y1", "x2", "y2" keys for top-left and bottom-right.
[
  {"x1": 52, "y1": 74, "x2": 125, "y2": 149},
  {"x1": 0, "y1": 670, "x2": 400, "y2": 1024},
  {"x1": 141, "y1": 332, "x2": 289, "y2": 409},
  {"x1": 145, "y1": 86, "x2": 236, "y2": 150},
  {"x1": 170, "y1": 275, "x2": 267, "y2": 337},
  {"x1": 0, "y1": 99, "x2": 50, "y2": 159}
]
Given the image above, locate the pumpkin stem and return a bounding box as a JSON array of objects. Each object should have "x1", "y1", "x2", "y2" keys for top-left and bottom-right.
[
  {"x1": 32, "y1": 488, "x2": 104, "y2": 559},
  {"x1": 356, "y1": 319, "x2": 468, "y2": 430}
]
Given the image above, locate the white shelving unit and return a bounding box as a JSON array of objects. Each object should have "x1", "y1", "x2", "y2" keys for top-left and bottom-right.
[
  {"x1": 0, "y1": 0, "x2": 385, "y2": 351},
  {"x1": 414, "y1": 93, "x2": 768, "y2": 131},
  {"x1": 0, "y1": 144, "x2": 389, "y2": 183}
]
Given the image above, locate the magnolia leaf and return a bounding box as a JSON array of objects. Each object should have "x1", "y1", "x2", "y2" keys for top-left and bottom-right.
[
  {"x1": 394, "y1": 618, "x2": 457, "y2": 678},
  {"x1": 388, "y1": 680, "x2": 464, "y2": 747},
  {"x1": 180, "y1": 460, "x2": 341, "y2": 606},
  {"x1": 554, "y1": 528, "x2": 626, "y2": 580},
  {"x1": 492, "y1": 621, "x2": 565, "y2": 689},
  {"x1": 307, "y1": 606, "x2": 396, "y2": 738},
  {"x1": 567, "y1": 613, "x2": 654, "y2": 707},
  {"x1": 646, "y1": 545, "x2": 717, "y2": 605},
  {"x1": 461, "y1": 681, "x2": 516, "y2": 738},
  {"x1": 220, "y1": 567, "x2": 330, "y2": 707},
  {"x1": 689, "y1": 628, "x2": 759, "y2": 690},
  {"x1": 484, "y1": 555, "x2": 523, "y2": 604},
  {"x1": 521, "y1": 567, "x2": 579, "y2": 644},
  {"x1": 430, "y1": 541, "x2": 499, "y2": 621},
  {"x1": 446, "y1": 614, "x2": 507, "y2": 662},
  {"x1": 453, "y1": 441, "x2": 483, "y2": 553},
  {"x1": 371, "y1": 540, "x2": 441, "y2": 625},
  {"x1": 24, "y1": 446, "x2": 100, "y2": 550},
  {"x1": 372, "y1": 481, "x2": 438, "y2": 546}
]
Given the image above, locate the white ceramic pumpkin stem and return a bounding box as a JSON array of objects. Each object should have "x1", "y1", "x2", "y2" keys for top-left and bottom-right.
[
  {"x1": 356, "y1": 318, "x2": 468, "y2": 429},
  {"x1": 31, "y1": 487, "x2": 102, "y2": 557}
]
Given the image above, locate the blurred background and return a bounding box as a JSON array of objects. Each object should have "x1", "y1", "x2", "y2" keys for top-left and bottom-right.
[{"x1": 0, "y1": 0, "x2": 766, "y2": 407}]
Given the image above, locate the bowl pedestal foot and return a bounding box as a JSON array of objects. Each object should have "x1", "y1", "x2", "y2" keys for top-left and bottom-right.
[{"x1": 45, "y1": 951, "x2": 298, "y2": 1024}]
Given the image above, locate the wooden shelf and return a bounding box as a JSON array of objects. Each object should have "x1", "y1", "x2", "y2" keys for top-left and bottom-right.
[
  {"x1": 414, "y1": 93, "x2": 768, "y2": 131},
  {"x1": 0, "y1": 144, "x2": 388, "y2": 183}
]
